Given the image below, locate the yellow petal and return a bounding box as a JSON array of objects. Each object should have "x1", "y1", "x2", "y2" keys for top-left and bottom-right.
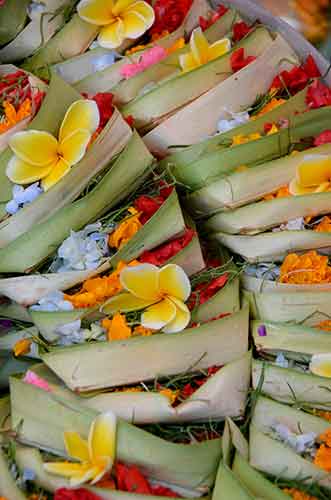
[
  {"x1": 112, "y1": 0, "x2": 137, "y2": 15},
  {"x1": 64, "y1": 431, "x2": 89, "y2": 462},
  {"x1": 179, "y1": 52, "x2": 198, "y2": 73},
  {"x1": 102, "y1": 292, "x2": 156, "y2": 314},
  {"x1": 141, "y1": 297, "x2": 176, "y2": 330},
  {"x1": 6, "y1": 155, "x2": 54, "y2": 185},
  {"x1": 88, "y1": 412, "x2": 117, "y2": 469},
  {"x1": 163, "y1": 296, "x2": 190, "y2": 334},
  {"x1": 159, "y1": 264, "x2": 191, "y2": 302},
  {"x1": 315, "y1": 181, "x2": 331, "y2": 193},
  {"x1": 59, "y1": 100, "x2": 100, "y2": 143},
  {"x1": 124, "y1": 1, "x2": 155, "y2": 28},
  {"x1": 9, "y1": 130, "x2": 58, "y2": 167},
  {"x1": 98, "y1": 19, "x2": 125, "y2": 49},
  {"x1": 120, "y1": 263, "x2": 160, "y2": 301},
  {"x1": 288, "y1": 178, "x2": 316, "y2": 196},
  {"x1": 207, "y1": 38, "x2": 231, "y2": 62},
  {"x1": 310, "y1": 354, "x2": 331, "y2": 378},
  {"x1": 296, "y1": 155, "x2": 331, "y2": 187},
  {"x1": 44, "y1": 462, "x2": 92, "y2": 479},
  {"x1": 190, "y1": 27, "x2": 210, "y2": 65},
  {"x1": 77, "y1": 0, "x2": 114, "y2": 25},
  {"x1": 122, "y1": 10, "x2": 152, "y2": 39},
  {"x1": 70, "y1": 466, "x2": 100, "y2": 487},
  {"x1": 59, "y1": 129, "x2": 91, "y2": 166},
  {"x1": 41, "y1": 158, "x2": 71, "y2": 192}
]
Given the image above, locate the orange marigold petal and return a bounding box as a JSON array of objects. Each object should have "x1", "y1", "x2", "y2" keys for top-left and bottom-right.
[
  {"x1": 102, "y1": 312, "x2": 132, "y2": 341},
  {"x1": 314, "y1": 443, "x2": 331, "y2": 472}
]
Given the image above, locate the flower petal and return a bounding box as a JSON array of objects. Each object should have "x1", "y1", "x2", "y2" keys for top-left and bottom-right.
[
  {"x1": 98, "y1": 19, "x2": 125, "y2": 49},
  {"x1": 77, "y1": 0, "x2": 114, "y2": 25},
  {"x1": 112, "y1": 0, "x2": 137, "y2": 15},
  {"x1": 59, "y1": 129, "x2": 91, "y2": 166},
  {"x1": 163, "y1": 297, "x2": 190, "y2": 334},
  {"x1": 120, "y1": 263, "x2": 160, "y2": 301},
  {"x1": 6, "y1": 155, "x2": 54, "y2": 185},
  {"x1": 102, "y1": 292, "x2": 155, "y2": 314},
  {"x1": 141, "y1": 297, "x2": 176, "y2": 330},
  {"x1": 59, "y1": 100, "x2": 100, "y2": 143},
  {"x1": 191, "y1": 27, "x2": 210, "y2": 65},
  {"x1": 41, "y1": 158, "x2": 71, "y2": 192},
  {"x1": 9, "y1": 130, "x2": 58, "y2": 167},
  {"x1": 310, "y1": 354, "x2": 331, "y2": 378},
  {"x1": 159, "y1": 264, "x2": 191, "y2": 302},
  {"x1": 122, "y1": 10, "x2": 152, "y2": 39},
  {"x1": 124, "y1": 1, "x2": 155, "y2": 28},
  {"x1": 44, "y1": 462, "x2": 92, "y2": 479},
  {"x1": 64, "y1": 431, "x2": 89, "y2": 462},
  {"x1": 208, "y1": 38, "x2": 231, "y2": 61},
  {"x1": 179, "y1": 52, "x2": 197, "y2": 73},
  {"x1": 296, "y1": 155, "x2": 331, "y2": 187},
  {"x1": 288, "y1": 178, "x2": 316, "y2": 196},
  {"x1": 88, "y1": 412, "x2": 117, "y2": 468}
]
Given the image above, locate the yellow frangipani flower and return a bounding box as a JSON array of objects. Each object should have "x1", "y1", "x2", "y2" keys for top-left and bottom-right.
[
  {"x1": 179, "y1": 27, "x2": 231, "y2": 73},
  {"x1": 289, "y1": 155, "x2": 331, "y2": 196},
  {"x1": 77, "y1": 0, "x2": 155, "y2": 49},
  {"x1": 310, "y1": 354, "x2": 331, "y2": 378},
  {"x1": 103, "y1": 263, "x2": 191, "y2": 334},
  {"x1": 6, "y1": 100, "x2": 100, "y2": 192},
  {"x1": 44, "y1": 412, "x2": 117, "y2": 486}
]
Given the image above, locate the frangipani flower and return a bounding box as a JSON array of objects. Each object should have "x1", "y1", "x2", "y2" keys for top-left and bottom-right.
[
  {"x1": 310, "y1": 354, "x2": 331, "y2": 378},
  {"x1": 44, "y1": 413, "x2": 117, "y2": 486},
  {"x1": 289, "y1": 155, "x2": 331, "y2": 196},
  {"x1": 179, "y1": 27, "x2": 231, "y2": 73},
  {"x1": 103, "y1": 263, "x2": 191, "y2": 333},
  {"x1": 77, "y1": 0, "x2": 155, "y2": 49},
  {"x1": 6, "y1": 100, "x2": 100, "y2": 192}
]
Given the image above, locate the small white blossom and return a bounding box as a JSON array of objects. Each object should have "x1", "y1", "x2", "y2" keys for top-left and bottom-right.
[
  {"x1": 55, "y1": 320, "x2": 106, "y2": 345},
  {"x1": 217, "y1": 108, "x2": 250, "y2": 134},
  {"x1": 273, "y1": 422, "x2": 317, "y2": 454},
  {"x1": 245, "y1": 263, "x2": 280, "y2": 280},
  {"x1": 30, "y1": 291, "x2": 74, "y2": 312},
  {"x1": 275, "y1": 353, "x2": 289, "y2": 368},
  {"x1": 273, "y1": 217, "x2": 305, "y2": 232},
  {"x1": 5, "y1": 183, "x2": 43, "y2": 215}
]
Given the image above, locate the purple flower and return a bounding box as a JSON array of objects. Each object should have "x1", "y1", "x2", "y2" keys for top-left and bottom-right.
[
  {"x1": 258, "y1": 325, "x2": 267, "y2": 337},
  {"x1": 0, "y1": 319, "x2": 13, "y2": 329}
]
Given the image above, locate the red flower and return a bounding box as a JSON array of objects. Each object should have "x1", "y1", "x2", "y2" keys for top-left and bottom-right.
[
  {"x1": 151, "y1": 485, "x2": 180, "y2": 497},
  {"x1": 150, "y1": 0, "x2": 193, "y2": 35},
  {"x1": 0, "y1": 0, "x2": 6, "y2": 5},
  {"x1": 134, "y1": 186, "x2": 173, "y2": 224},
  {"x1": 139, "y1": 228, "x2": 195, "y2": 266},
  {"x1": 230, "y1": 48, "x2": 256, "y2": 73},
  {"x1": 116, "y1": 463, "x2": 180, "y2": 497},
  {"x1": 302, "y1": 54, "x2": 321, "y2": 79},
  {"x1": 232, "y1": 21, "x2": 252, "y2": 42},
  {"x1": 189, "y1": 274, "x2": 229, "y2": 310},
  {"x1": 306, "y1": 80, "x2": 331, "y2": 109},
  {"x1": 314, "y1": 130, "x2": 331, "y2": 146},
  {"x1": 92, "y1": 92, "x2": 114, "y2": 129},
  {"x1": 199, "y1": 4, "x2": 228, "y2": 31},
  {"x1": 55, "y1": 488, "x2": 102, "y2": 500},
  {"x1": 271, "y1": 55, "x2": 321, "y2": 95},
  {"x1": 125, "y1": 115, "x2": 135, "y2": 128}
]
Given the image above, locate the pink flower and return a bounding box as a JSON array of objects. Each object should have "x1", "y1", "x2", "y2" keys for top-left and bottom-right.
[
  {"x1": 23, "y1": 370, "x2": 51, "y2": 392},
  {"x1": 0, "y1": 0, "x2": 6, "y2": 6},
  {"x1": 120, "y1": 46, "x2": 167, "y2": 79}
]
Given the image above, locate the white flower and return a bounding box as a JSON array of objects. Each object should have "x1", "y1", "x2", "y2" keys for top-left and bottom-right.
[
  {"x1": 217, "y1": 108, "x2": 250, "y2": 134},
  {"x1": 273, "y1": 423, "x2": 317, "y2": 454},
  {"x1": 51, "y1": 223, "x2": 108, "y2": 272},
  {"x1": 5, "y1": 183, "x2": 43, "y2": 215},
  {"x1": 273, "y1": 217, "x2": 305, "y2": 232},
  {"x1": 245, "y1": 263, "x2": 280, "y2": 280},
  {"x1": 27, "y1": 1, "x2": 46, "y2": 20},
  {"x1": 275, "y1": 353, "x2": 289, "y2": 368},
  {"x1": 30, "y1": 291, "x2": 74, "y2": 312},
  {"x1": 55, "y1": 320, "x2": 106, "y2": 346}
]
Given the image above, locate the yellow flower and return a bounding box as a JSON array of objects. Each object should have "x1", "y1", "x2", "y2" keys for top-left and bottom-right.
[
  {"x1": 179, "y1": 27, "x2": 230, "y2": 73},
  {"x1": 44, "y1": 413, "x2": 116, "y2": 486},
  {"x1": 13, "y1": 338, "x2": 32, "y2": 357},
  {"x1": 289, "y1": 155, "x2": 331, "y2": 196},
  {"x1": 159, "y1": 388, "x2": 179, "y2": 404},
  {"x1": 77, "y1": 0, "x2": 155, "y2": 49},
  {"x1": 6, "y1": 100, "x2": 100, "y2": 192},
  {"x1": 103, "y1": 263, "x2": 191, "y2": 333},
  {"x1": 108, "y1": 207, "x2": 142, "y2": 249},
  {"x1": 231, "y1": 133, "x2": 261, "y2": 146},
  {"x1": 255, "y1": 97, "x2": 286, "y2": 117},
  {"x1": 310, "y1": 354, "x2": 331, "y2": 378}
]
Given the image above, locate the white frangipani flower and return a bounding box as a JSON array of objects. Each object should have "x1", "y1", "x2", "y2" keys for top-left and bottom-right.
[
  {"x1": 5, "y1": 182, "x2": 43, "y2": 215},
  {"x1": 273, "y1": 422, "x2": 317, "y2": 454},
  {"x1": 217, "y1": 108, "x2": 250, "y2": 134},
  {"x1": 30, "y1": 291, "x2": 74, "y2": 312}
]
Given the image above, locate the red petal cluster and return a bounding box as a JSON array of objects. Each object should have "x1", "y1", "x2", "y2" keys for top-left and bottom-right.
[
  {"x1": 134, "y1": 186, "x2": 173, "y2": 224},
  {"x1": 181, "y1": 366, "x2": 221, "y2": 400},
  {"x1": 116, "y1": 463, "x2": 180, "y2": 497},
  {"x1": 314, "y1": 130, "x2": 331, "y2": 146},
  {"x1": 230, "y1": 48, "x2": 256, "y2": 73},
  {"x1": 0, "y1": 70, "x2": 31, "y2": 105},
  {"x1": 139, "y1": 228, "x2": 195, "y2": 266},
  {"x1": 188, "y1": 273, "x2": 229, "y2": 310},
  {"x1": 199, "y1": 4, "x2": 228, "y2": 31},
  {"x1": 55, "y1": 489, "x2": 102, "y2": 500},
  {"x1": 150, "y1": 0, "x2": 193, "y2": 35},
  {"x1": 270, "y1": 55, "x2": 321, "y2": 95},
  {"x1": 92, "y1": 92, "x2": 114, "y2": 129},
  {"x1": 306, "y1": 80, "x2": 331, "y2": 109},
  {"x1": 232, "y1": 21, "x2": 252, "y2": 42}
]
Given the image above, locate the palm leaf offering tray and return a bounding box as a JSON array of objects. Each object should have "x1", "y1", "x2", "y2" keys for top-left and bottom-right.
[{"x1": 1, "y1": 0, "x2": 331, "y2": 499}]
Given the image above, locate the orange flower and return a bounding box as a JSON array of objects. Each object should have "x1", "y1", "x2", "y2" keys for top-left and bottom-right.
[
  {"x1": 231, "y1": 132, "x2": 261, "y2": 146},
  {"x1": 314, "y1": 215, "x2": 331, "y2": 232},
  {"x1": 255, "y1": 97, "x2": 286, "y2": 117},
  {"x1": 13, "y1": 338, "x2": 32, "y2": 357},
  {"x1": 166, "y1": 37, "x2": 185, "y2": 55},
  {"x1": 279, "y1": 251, "x2": 331, "y2": 284},
  {"x1": 263, "y1": 185, "x2": 290, "y2": 201},
  {"x1": 315, "y1": 319, "x2": 331, "y2": 331},
  {"x1": 0, "y1": 98, "x2": 31, "y2": 133},
  {"x1": 132, "y1": 325, "x2": 154, "y2": 336},
  {"x1": 319, "y1": 428, "x2": 331, "y2": 447},
  {"x1": 102, "y1": 313, "x2": 132, "y2": 341},
  {"x1": 159, "y1": 388, "x2": 179, "y2": 404},
  {"x1": 108, "y1": 208, "x2": 142, "y2": 249},
  {"x1": 314, "y1": 443, "x2": 331, "y2": 471},
  {"x1": 151, "y1": 30, "x2": 169, "y2": 42},
  {"x1": 315, "y1": 409, "x2": 331, "y2": 421},
  {"x1": 283, "y1": 488, "x2": 318, "y2": 500}
]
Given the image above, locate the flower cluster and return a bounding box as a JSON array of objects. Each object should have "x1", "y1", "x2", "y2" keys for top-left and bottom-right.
[
  {"x1": 270, "y1": 55, "x2": 321, "y2": 95},
  {"x1": 279, "y1": 251, "x2": 331, "y2": 284},
  {"x1": 150, "y1": 0, "x2": 192, "y2": 36}
]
